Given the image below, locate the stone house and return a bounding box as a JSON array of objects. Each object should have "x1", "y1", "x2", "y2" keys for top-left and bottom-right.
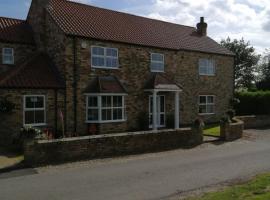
[{"x1": 0, "y1": 0, "x2": 234, "y2": 144}]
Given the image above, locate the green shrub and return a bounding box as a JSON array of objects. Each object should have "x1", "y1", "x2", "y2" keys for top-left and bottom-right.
[
  {"x1": 137, "y1": 112, "x2": 149, "y2": 131},
  {"x1": 166, "y1": 113, "x2": 174, "y2": 129},
  {"x1": 235, "y1": 91, "x2": 270, "y2": 115}
]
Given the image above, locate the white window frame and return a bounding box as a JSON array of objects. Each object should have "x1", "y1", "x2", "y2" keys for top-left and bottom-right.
[
  {"x1": 85, "y1": 94, "x2": 127, "y2": 123},
  {"x1": 198, "y1": 95, "x2": 215, "y2": 115},
  {"x1": 91, "y1": 46, "x2": 119, "y2": 69},
  {"x1": 23, "y1": 95, "x2": 46, "y2": 126},
  {"x1": 149, "y1": 95, "x2": 166, "y2": 128},
  {"x1": 2, "y1": 48, "x2": 14, "y2": 65},
  {"x1": 199, "y1": 58, "x2": 215, "y2": 76},
  {"x1": 150, "y1": 53, "x2": 165, "y2": 72}
]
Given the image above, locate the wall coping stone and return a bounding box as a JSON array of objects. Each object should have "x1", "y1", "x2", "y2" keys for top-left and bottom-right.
[{"x1": 38, "y1": 128, "x2": 192, "y2": 144}]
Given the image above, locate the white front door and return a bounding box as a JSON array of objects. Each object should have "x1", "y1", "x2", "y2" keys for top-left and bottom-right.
[{"x1": 149, "y1": 95, "x2": 165, "y2": 128}]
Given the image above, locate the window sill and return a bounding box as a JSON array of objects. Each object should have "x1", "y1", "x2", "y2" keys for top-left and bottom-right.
[
  {"x1": 85, "y1": 119, "x2": 127, "y2": 124},
  {"x1": 92, "y1": 66, "x2": 119, "y2": 70},
  {"x1": 199, "y1": 74, "x2": 216, "y2": 76},
  {"x1": 24, "y1": 123, "x2": 47, "y2": 127},
  {"x1": 198, "y1": 113, "x2": 215, "y2": 116},
  {"x1": 151, "y1": 70, "x2": 164, "y2": 73}
]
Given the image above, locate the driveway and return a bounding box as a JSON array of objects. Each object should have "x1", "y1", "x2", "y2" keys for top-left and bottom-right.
[{"x1": 1, "y1": 129, "x2": 270, "y2": 200}]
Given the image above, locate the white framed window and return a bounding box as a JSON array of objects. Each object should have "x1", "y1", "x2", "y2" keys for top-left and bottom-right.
[
  {"x1": 2, "y1": 48, "x2": 14, "y2": 65},
  {"x1": 198, "y1": 95, "x2": 215, "y2": 115},
  {"x1": 151, "y1": 53, "x2": 164, "y2": 72},
  {"x1": 199, "y1": 59, "x2": 215, "y2": 75},
  {"x1": 86, "y1": 94, "x2": 126, "y2": 123},
  {"x1": 23, "y1": 95, "x2": 46, "y2": 126},
  {"x1": 91, "y1": 46, "x2": 119, "y2": 69}
]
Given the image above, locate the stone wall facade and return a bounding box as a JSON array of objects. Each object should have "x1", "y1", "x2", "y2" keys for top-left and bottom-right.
[
  {"x1": 63, "y1": 37, "x2": 234, "y2": 135},
  {"x1": 0, "y1": 89, "x2": 64, "y2": 147},
  {"x1": 24, "y1": 127, "x2": 203, "y2": 166}
]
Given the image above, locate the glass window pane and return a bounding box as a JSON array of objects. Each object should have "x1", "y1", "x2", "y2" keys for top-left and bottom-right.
[
  {"x1": 88, "y1": 109, "x2": 98, "y2": 121},
  {"x1": 152, "y1": 53, "x2": 163, "y2": 62},
  {"x1": 106, "y1": 58, "x2": 118, "y2": 68},
  {"x1": 92, "y1": 47, "x2": 104, "y2": 56},
  {"x1": 25, "y1": 111, "x2": 35, "y2": 124},
  {"x1": 160, "y1": 96, "x2": 164, "y2": 112},
  {"x1": 88, "y1": 96, "x2": 98, "y2": 107},
  {"x1": 113, "y1": 96, "x2": 122, "y2": 107},
  {"x1": 4, "y1": 48, "x2": 13, "y2": 54},
  {"x1": 113, "y1": 108, "x2": 123, "y2": 120},
  {"x1": 25, "y1": 97, "x2": 35, "y2": 108},
  {"x1": 106, "y1": 48, "x2": 117, "y2": 57},
  {"x1": 35, "y1": 110, "x2": 45, "y2": 124},
  {"x1": 199, "y1": 105, "x2": 207, "y2": 113},
  {"x1": 102, "y1": 109, "x2": 112, "y2": 120},
  {"x1": 92, "y1": 57, "x2": 105, "y2": 67},
  {"x1": 207, "y1": 96, "x2": 214, "y2": 103},
  {"x1": 207, "y1": 105, "x2": 214, "y2": 113},
  {"x1": 151, "y1": 62, "x2": 164, "y2": 71},
  {"x1": 35, "y1": 97, "x2": 44, "y2": 108},
  {"x1": 102, "y1": 96, "x2": 111, "y2": 107},
  {"x1": 199, "y1": 96, "x2": 206, "y2": 104}
]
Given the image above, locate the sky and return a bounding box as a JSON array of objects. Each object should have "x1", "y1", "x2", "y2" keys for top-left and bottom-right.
[{"x1": 1, "y1": 0, "x2": 270, "y2": 54}]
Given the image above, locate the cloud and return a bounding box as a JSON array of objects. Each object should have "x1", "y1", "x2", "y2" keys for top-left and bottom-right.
[
  {"x1": 69, "y1": 0, "x2": 92, "y2": 4},
  {"x1": 124, "y1": 0, "x2": 270, "y2": 53}
]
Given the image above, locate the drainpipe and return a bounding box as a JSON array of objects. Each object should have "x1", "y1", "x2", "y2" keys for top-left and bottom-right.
[
  {"x1": 54, "y1": 89, "x2": 58, "y2": 135},
  {"x1": 73, "y1": 37, "x2": 77, "y2": 133}
]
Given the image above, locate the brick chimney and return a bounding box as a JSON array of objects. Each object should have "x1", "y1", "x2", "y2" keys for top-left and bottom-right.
[
  {"x1": 27, "y1": 0, "x2": 50, "y2": 50},
  {"x1": 196, "y1": 17, "x2": 207, "y2": 36}
]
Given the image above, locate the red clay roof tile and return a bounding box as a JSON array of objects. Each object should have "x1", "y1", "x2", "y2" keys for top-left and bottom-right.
[
  {"x1": 0, "y1": 17, "x2": 35, "y2": 45},
  {"x1": 0, "y1": 53, "x2": 65, "y2": 89},
  {"x1": 47, "y1": 0, "x2": 233, "y2": 56}
]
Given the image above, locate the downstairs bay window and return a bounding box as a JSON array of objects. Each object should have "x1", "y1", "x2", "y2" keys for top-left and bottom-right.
[{"x1": 86, "y1": 95, "x2": 126, "y2": 123}]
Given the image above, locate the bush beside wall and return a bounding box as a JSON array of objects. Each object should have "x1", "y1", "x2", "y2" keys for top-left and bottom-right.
[{"x1": 235, "y1": 91, "x2": 270, "y2": 115}]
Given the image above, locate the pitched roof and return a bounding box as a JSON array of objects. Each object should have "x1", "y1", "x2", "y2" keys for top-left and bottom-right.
[
  {"x1": 0, "y1": 53, "x2": 65, "y2": 89},
  {"x1": 46, "y1": 0, "x2": 233, "y2": 56},
  {"x1": 84, "y1": 76, "x2": 127, "y2": 93},
  {"x1": 144, "y1": 73, "x2": 182, "y2": 91},
  {"x1": 0, "y1": 17, "x2": 35, "y2": 45}
]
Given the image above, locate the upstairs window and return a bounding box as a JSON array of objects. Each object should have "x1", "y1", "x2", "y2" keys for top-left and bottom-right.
[
  {"x1": 91, "y1": 46, "x2": 118, "y2": 69},
  {"x1": 151, "y1": 53, "x2": 164, "y2": 72},
  {"x1": 24, "y1": 95, "x2": 46, "y2": 126},
  {"x1": 2, "y1": 48, "x2": 14, "y2": 65},
  {"x1": 198, "y1": 95, "x2": 215, "y2": 114},
  {"x1": 199, "y1": 59, "x2": 215, "y2": 75}
]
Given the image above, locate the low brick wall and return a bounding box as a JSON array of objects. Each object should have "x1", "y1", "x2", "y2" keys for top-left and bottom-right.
[
  {"x1": 220, "y1": 118, "x2": 244, "y2": 141},
  {"x1": 237, "y1": 115, "x2": 270, "y2": 129},
  {"x1": 24, "y1": 128, "x2": 203, "y2": 166}
]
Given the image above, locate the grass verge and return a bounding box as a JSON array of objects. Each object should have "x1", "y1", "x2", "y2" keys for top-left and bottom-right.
[
  {"x1": 204, "y1": 124, "x2": 220, "y2": 137},
  {"x1": 186, "y1": 173, "x2": 270, "y2": 200}
]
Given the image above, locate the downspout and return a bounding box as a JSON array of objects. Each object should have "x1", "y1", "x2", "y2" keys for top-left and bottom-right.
[
  {"x1": 54, "y1": 89, "x2": 58, "y2": 135},
  {"x1": 73, "y1": 37, "x2": 77, "y2": 133}
]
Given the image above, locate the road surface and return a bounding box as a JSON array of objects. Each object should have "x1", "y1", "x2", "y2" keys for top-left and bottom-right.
[{"x1": 0, "y1": 129, "x2": 270, "y2": 200}]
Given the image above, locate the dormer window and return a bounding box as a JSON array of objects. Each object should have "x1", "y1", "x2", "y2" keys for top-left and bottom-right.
[
  {"x1": 199, "y1": 58, "x2": 215, "y2": 76},
  {"x1": 91, "y1": 46, "x2": 118, "y2": 69},
  {"x1": 151, "y1": 53, "x2": 164, "y2": 72},
  {"x1": 2, "y1": 48, "x2": 14, "y2": 65}
]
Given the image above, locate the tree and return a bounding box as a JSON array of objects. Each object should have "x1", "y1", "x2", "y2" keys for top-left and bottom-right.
[
  {"x1": 256, "y1": 49, "x2": 270, "y2": 90},
  {"x1": 220, "y1": 37, "x2": 260, "y2": 89}
]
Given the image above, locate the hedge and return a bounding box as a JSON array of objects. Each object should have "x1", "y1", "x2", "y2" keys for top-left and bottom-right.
[{"x1": 235, "y1": 91, "x2": 270, "y2": 115}]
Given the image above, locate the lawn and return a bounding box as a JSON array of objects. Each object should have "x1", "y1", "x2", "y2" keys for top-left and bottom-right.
[
  {"x1": 204, "y1": 124, "x2": 220, "y2": 137},
  {"x1": 187, "y1": 173, "x2": 270, "y2": 200}
]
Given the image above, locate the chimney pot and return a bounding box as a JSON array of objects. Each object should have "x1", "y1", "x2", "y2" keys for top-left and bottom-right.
[{"x1": 197, "y1": 17, "x2": 207, "y2": 36}]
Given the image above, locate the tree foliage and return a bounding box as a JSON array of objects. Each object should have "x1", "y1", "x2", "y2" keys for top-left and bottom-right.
[
  {"x1": 220, "y1": 37, "x2": 260, "y2": 89},
  {"x1": 256, "y1": 49, "x2": 270, "y2": 90}
]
